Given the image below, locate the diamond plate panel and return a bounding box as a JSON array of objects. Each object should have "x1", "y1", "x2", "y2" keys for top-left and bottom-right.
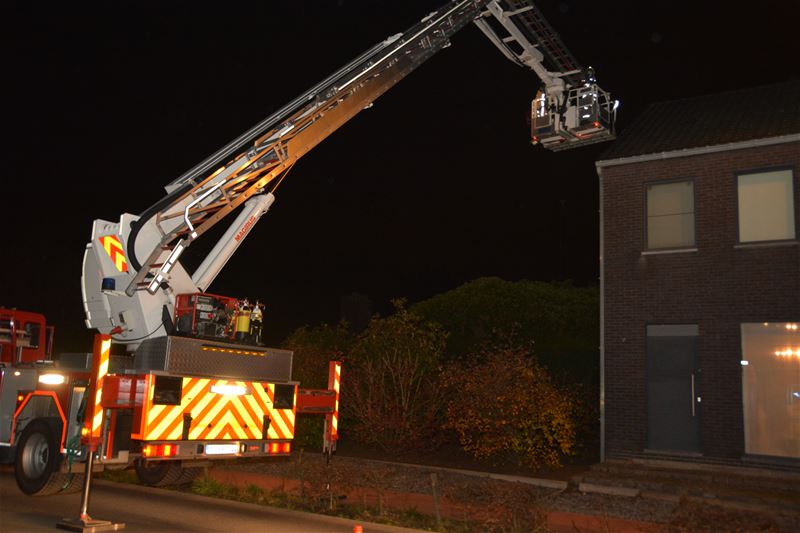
[{"x1": 134, "y1": 336, "x2": 293, "y2": 382}]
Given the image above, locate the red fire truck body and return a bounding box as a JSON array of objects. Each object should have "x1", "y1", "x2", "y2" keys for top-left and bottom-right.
[{"x1": 0, "y1": 307, "x2": 341, "y2": 495}]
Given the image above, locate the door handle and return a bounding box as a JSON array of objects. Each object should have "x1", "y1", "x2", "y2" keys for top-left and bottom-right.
[{"x1": 691, "y1": 373, "x2": 696, "y2": 417}]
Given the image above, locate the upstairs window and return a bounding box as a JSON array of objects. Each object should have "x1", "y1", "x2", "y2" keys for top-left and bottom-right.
[
  {"x1": 738, "y1": 168, "x2": 796, "y2": 243},
  {"x1": 646, "y1": 180, "x2": 695, "y2": 249}
]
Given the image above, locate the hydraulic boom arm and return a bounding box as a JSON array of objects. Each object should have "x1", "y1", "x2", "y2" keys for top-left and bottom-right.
[{"x1": 81, "y1": 0, "x2": 616, "y2": 348}]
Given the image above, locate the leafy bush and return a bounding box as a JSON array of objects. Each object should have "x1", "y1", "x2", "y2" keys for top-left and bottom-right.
[
  {"x1": 283, "y1": 322, "x2": 353, "y2": 449},
  {"x1": 413, "y1": 277, "x2": 599, "y2": 463},
  {"x1": 442, "y1": 345, "x2": 577, "y2": 469},
  {"x1": 283, "y1": 322, "x2": 352, "y2": 389},
  {"x1": 342, "y1": 300, "x2": 448, "y2": 452},
  {"x1": 411, "y1": 277, "x2": 598, "y2": 382}
]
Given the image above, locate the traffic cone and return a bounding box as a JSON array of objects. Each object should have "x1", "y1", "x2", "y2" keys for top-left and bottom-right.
[{"x1": 353, "y1": 526, "x2": 363, "y2": 533}]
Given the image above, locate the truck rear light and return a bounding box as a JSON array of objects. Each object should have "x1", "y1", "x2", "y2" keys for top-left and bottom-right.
[
  {"x1": 143, "y1": 443, "x2": 179, "y2": 458},
  {"x1": 265, "y1": 442, "x2": 290, "y2": 454}
]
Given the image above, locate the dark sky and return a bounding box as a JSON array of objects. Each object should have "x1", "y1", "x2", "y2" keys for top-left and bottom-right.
[{"x1": 6, "y1": 0, "x2": 799, "y2": 351}]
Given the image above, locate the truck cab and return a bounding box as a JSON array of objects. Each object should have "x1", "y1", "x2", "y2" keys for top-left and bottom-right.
[{"x1": 0, "y1": 308, "x2": 53, "y2": 364}]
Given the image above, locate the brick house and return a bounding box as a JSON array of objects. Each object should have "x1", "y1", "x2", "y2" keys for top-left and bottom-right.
[{"x1": 595, "y1": 81, "x2": 799, "y2": 467}]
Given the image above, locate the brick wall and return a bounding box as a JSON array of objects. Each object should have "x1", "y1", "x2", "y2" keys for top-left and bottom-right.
[{"x1": 600, "y1": 141, "x2": 800, "y2": 460}]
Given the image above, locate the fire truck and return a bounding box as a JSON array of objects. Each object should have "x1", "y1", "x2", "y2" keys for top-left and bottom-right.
[{"x1": 0, "y1": 0, "x2": 616, "y2": 516}]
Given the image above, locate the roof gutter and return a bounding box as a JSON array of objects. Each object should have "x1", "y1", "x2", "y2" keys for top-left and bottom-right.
[{"x1": 596, "y1": 133, "x2": 800, "y2": 169}]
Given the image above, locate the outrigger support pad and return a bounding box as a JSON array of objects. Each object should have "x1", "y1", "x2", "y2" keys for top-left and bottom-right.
[
  {"x1": 56, "y1": 433, "x2": 125, "y2": 532},
  {"x1": 56, "y1": 335, "x2": 125, "y2": 533}
]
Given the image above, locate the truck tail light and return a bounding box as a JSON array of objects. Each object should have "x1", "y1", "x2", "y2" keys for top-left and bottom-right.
[
  {"x1": 266, "y1": 442, "x2": 291, "y2": 454},
  {"x1": 143, "y1": 443, "x2": 178, "y2": 458}
]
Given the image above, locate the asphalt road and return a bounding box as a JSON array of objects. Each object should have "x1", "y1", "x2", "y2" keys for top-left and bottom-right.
[{"x1": 0, "y1": 471, "x2": 425, "y2": 533}]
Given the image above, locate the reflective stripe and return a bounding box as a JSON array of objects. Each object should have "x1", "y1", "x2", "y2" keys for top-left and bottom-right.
[
  {"x1": 99, "y1": 235, "x2": 128, "y2": 272},
  {"x1": 331, "y1": 363, "x2": 341, "y2": 437},
  {"x1": 143, "y1": 379, "x2": 295, "y2": 441},
  {"x1": 91, "y1": 338, "x2": 111, "y2": 437}
]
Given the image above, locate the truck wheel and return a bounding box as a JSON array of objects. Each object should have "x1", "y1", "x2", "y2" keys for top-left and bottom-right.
[
  {"x1": 14, "y1": 418, "x2": 84, "y2": 496},
  {"x1": 134, "y1": 459, "x2": 201, "y2": 487},
  {"x1": 174, "y1": 466, "x2": 202, "y2": 485}
]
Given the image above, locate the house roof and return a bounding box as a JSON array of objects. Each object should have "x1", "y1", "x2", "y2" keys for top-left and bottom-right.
[{"x1": 598, "y1": 80, "x2": 800, "y2": 162}]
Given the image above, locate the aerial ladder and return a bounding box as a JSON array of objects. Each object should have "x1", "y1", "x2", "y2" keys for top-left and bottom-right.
[
  {"x1": 82, "y1": 1, "x2": 617, "y2": 348},
  {"x1": 0, "y1": 1, "x2": 616, "y2": 530}
]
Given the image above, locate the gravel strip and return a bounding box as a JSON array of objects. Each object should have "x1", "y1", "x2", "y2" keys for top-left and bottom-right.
[{"x1": 219, "y1": 452, "x2": 799, "y2": 531}]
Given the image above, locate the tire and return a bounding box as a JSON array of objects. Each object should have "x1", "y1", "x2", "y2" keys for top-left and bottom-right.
[
  {"x1": 174, "y1": 466, "x2": 202, "y2": 486},
  {"x1": 14, "y1": 418, "x2": 85, "y2": 496},
  {"x1": 134, "y1": 459, "x2": 201, "y2": 487}
]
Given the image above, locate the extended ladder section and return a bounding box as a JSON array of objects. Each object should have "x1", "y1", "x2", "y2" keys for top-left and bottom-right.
[
  {"x1": 125, "y1": 0, "x2": 617, "y2": 295},
  {"x1": 475, "y1": 0, "x2": 617, "y2": 151}
]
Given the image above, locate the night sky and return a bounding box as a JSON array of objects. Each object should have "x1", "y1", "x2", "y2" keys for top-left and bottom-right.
[{"x1": 6, "y1": 1, "x2": 799, "y2": 352}]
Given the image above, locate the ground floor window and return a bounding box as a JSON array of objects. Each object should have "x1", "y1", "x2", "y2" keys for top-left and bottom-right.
[{"x1": 741, "y1": 322, "x2": 800, "y2": 459}]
